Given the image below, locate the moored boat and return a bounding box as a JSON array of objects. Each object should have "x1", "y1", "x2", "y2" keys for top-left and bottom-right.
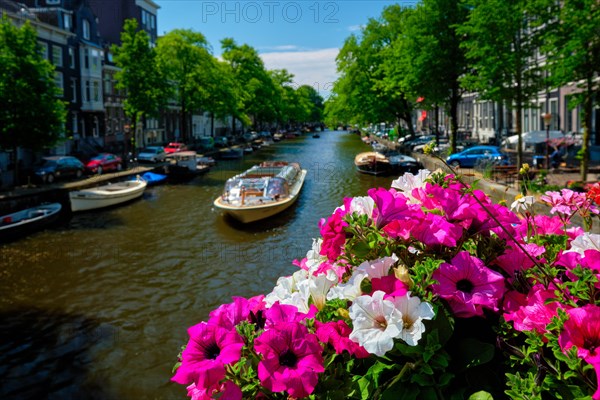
[
  {"x1": 219, "y1": 147, "x2": 244, "y2": 159},
  {"x1": 139, "y1": 171, "x2": 168, "y2": 186},
  {"x1": 0, "y1": 203, "x2": 62, "y2": 242},
  {"x1": 69, "y1": 177, "x2": 147, "y2": 212},
  {"x1": 213, "y1": 161, "x2": 307, "y2": 223},
  {"x1": 354, "y1": 151, "x2": 391, "y2": 176},
  {"x1": 165, "y1": 151, "x2": 211, "y2": 182}
]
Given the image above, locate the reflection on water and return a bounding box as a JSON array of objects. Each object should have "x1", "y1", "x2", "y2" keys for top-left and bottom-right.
[{"x1": 0, "y1": 131, "x2": 396, "y2": 399}]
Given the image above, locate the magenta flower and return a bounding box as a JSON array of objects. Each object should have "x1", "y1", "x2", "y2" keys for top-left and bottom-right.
[
  {"x1": 559, "y1": 305, "x2": 600, "y2": 399},
  {"x1": 432, "y1": 251, "x2": 505, "y2": 318},
  {"x1": 208, "y1": 295, "x2": 265, "y2": 330},
  {"x1": 368, "y1": 187, "x2": 413, "y2": 228},
  {"x1": 315, "y1": 320, "x2": 370, "y2": 358},
  {"x1": 319, "y1": 211, "x2": 348, "y2": 261},
  {"x1": 503, "y1": 284, "x2": 564, "y2": 334},
  {"x1": 255, "y1": 322, "x2": 325, "y2": 398},
  {"x1": 411, "y1": 213, "x2": 464, "y2": 248},
  {"x1": 264, "y1": 302, "x2": 316, "y2": 329},
  {"x1": 494, "y1": 243, "x2": 546, "y2": 278},
  {"x1": 172, "y1": 322, "x2": 244, "y2": 389},
  {"x1": 185, "y1": 380, "x2": 242, "y2": 400},
  {"x1": 371, "y1": 275, "x2": 409, "y2": 298},
  {"x1": 515, "y1": 215, "x2": 564, "y2": 238}
]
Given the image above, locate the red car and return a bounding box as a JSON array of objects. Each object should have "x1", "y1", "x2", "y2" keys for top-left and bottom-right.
[
  {"x1": 164, "y1": 142, "x2": 187, "y2": 154},
  {"x1": 85, "y1": 153, "x2": 123, "y2": 175}
]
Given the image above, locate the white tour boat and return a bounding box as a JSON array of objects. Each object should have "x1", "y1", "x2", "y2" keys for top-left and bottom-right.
[{"x1": 213, "y1": 161, "x2": 307, "y2": 223}]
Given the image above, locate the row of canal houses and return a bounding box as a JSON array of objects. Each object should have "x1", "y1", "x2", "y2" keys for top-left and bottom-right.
[{"x1": 0, "y1": 0, "x2": 239, "y2": 188}]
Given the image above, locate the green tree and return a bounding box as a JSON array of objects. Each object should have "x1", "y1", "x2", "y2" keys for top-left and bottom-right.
[
  {"x1": 531, "y1": 0, "x2": 600, "y2": 181},
  {"x1": 393, "y1": 0, "x2": 469, "y2": 153},
  {"x1": 221, "y1": 38, "x2": 276, "y2": 132},
  {"x1": 0, "y1": 18, "x2": 66, "y2": 183},
  {"x1": 156, "y1": 29, "x2": 214, "y2": 141},
  {"x1": 112, "y1": 19, "x2": 164, "y2": 151},
  {"x1": 297, "y1": 85, "x2": 324, "y2": 124},
  {"x1": 331, "y1": 6, "x2": 416, "y2": 134},
  {"x1": 458, "y1": 0, "x2": 544, "y2": 169}
]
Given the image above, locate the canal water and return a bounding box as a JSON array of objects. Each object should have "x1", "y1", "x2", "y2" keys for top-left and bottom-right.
[{"x1": 0, "y1": 131, "x2": 400, "y2": 400}]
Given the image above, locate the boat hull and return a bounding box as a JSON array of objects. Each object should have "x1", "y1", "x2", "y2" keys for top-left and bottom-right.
[
  {"x1": 214, "y1": 169, "x2": 307, "y2": 223},
  {"x1": 69, "y1": 179, "x2": 147, "y2": 212},
  {"x1": 0, "y1": 203, "x2": 62, "y2": 242}
]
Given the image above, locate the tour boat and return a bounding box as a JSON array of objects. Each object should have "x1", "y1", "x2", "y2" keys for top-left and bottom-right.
[
  {"x1": 69, "y1": 177, "x2": 147, "y2": 212},
  {"x1": 0, "y1": 203, "x2": 62, "y2": 242},
  {"x1": 213, "y1": 161, "x2": 307, "y2": 223}
]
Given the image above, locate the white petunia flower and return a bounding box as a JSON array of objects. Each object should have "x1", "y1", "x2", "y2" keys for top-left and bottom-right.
[
  {"x1": 357, "y1": 254, "x2": 399, "y2": 279},
  {"x1": 349, "y1": 291, "x2": 404, "y2": 356},
  {"x1": 303, "y1": 270, "x2": 338, "y2": 310},
  {"x1": 327, "y1": 270, "x2": 368, "y2": 301},
  {"x1": 349, "y1": 196, "x2": 375, "y2": 217},
  {"x1": 511, "y1": 195, "x2": 535, "y2": 213},
  {"x1": 391, "y1": 293, "x2": 435, "y2": 346},
  {"x1": 565, "y1": 233, "x2": 600, "y2": 255},
  {"x1": 391, "y1": 170, "x2": 431, "y2": 202},
  {"x1": 265, "y1": 269, "x2": 308, "y2": 307},
  {"x1": 305, "y1": 238, "x2": 328, "y2": 275}
]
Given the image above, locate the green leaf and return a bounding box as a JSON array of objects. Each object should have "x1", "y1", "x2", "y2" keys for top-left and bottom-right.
[
  {"x1": 453, "y1": 338, "x2": 495, "y2": 372},
  {"x1": 468, "y1": 391, "x2": 494, "y2": 400}
]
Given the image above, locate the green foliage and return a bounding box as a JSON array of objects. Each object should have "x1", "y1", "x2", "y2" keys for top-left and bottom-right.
[
  {"x1": 0, "y1": 17, "x2": 66, "y2": 152},
  {"x1": 112, "y1": 19, "x2": 165, "y2": 135}
]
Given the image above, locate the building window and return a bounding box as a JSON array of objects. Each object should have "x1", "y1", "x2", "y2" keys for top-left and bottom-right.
[
  {"x1": 68, "y1": 47, "x2": 75, "y2": 68},
  {"x1": 104, "y1": 75, "x2": 112, "y2": 95},
  {"x1": 91, "y1": 49, "x2": 100, "y2": 71},
  {"x1": 84, "y1": 48, "x2": 89, "y2": 69},
  {"x1": 47, "y1": 0, "x2": 60, "y2": 4},
  {"x1": 63, "y1": 13, "x2": 72, "y2": 30},
  {"x1": 72, "y1": 114, "x2": 78, "y2": 134},
  {"x1": 82, "y1": 19, "x2": 90, "y2": 40},
  {"x1": 93, "y1": 81, "x2": 100, "y2": 102},
  {"x1": 54, "y1": 72, "x2": 64, "y2": 94},
  {"x1": 85, "y1": 80, "x2": 90, "y2": 102},
  {"x1": 38, "y1": 41, "x2": 48, "y2": 59},
  {"x1": 70, "y1": 78, "x2": 77, "y2": 103},
  {"x1": 52, "y1": 46, "x2": 63, "y2": 67}
]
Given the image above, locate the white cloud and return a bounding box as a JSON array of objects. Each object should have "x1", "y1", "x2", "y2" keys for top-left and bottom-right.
[
  {"x1": 348, "y1": 24, "x2": 364, "y2": 32},
  {"x1": 260, "y1": 48, "x2": 338, "y2": 98}
]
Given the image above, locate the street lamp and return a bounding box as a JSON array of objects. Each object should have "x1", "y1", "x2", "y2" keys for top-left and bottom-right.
[{"x1": 543, "y1": 112, "x2": 552, "y2": 169}]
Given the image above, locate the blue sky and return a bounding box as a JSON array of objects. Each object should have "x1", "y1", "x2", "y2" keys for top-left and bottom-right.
[{"x1": 156, "y1": 1, "x2": 419, "y2": 97}]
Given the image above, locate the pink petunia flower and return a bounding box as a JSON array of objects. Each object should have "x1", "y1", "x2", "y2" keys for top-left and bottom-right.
[
  {"x1": 494, "y1": 243, "x2": 546, "y2": 278},
  {"x1": 559, "y1": 305, "x2": 600, "y2": 400},
  {"x1": 503, "y1": 284, "x2": 565, "y2": 334},
  {"x1": 432, "y1": 251, "x2": 505, "y2": 318},
  {"x1": 368, "y1": 187, "x2": 413, "y2": 228},
  {"x1": 172, "y1": 322, "x2": 244, "y2": 390},
  {"x1": 208, "y1": 295, "x2": 265, "y2": 330},
  {"x1": 255, "y1": 322, "x2": 325, "y2": 398},
  {"x1": 315, "y1": 320, "x2": 370, "y2": 358},
  {"x1": 411, "y1": 213, "x2": 464, "y2": 248},
  {"x1": 185, "y1": 380, "x2": 242, "y2": 400},
  {"x1": 319, "y1": 211, "x2": 348, "y2": 262},
  {"x1": 264, "y1": 302, "x2": 317, "y2": 329}
]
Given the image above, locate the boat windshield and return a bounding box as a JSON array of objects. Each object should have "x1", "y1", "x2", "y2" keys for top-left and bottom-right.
[{"x1": 266, "y1": 177, "x2": 289, "y2": 198}]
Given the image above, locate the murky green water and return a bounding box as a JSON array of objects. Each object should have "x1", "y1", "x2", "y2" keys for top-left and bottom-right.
[{"x1": 0, "y1": 131, "x2": 396, "y2": 399}]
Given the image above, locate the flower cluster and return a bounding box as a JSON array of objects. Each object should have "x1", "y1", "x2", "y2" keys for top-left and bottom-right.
[{"x1": 173, "y1": 170, "x2": 600, "y2": 399}]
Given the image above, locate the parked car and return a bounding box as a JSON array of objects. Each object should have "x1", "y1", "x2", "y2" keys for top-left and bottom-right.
[
  {"x1": 198, "y1": 137, "x2": 214, "y2": 152},
  {"x1": 137, "y1": 146, "x2": 166, "y2": 163},
  {"x1": 446, "y1": 145, "x2": 509, "y2": 168},
  {"x1": 85, "y1": 153, "x2": 123, "y2": 175},
  {"x1": 164, "y1": 142, "x2": 187, "y2": 154},
  {"x1": 399, "y1": 135, "x2": 436, "y2": 153},
  {"x1": 34, "y1": 156, "x2": 85, "y2": 183}
]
